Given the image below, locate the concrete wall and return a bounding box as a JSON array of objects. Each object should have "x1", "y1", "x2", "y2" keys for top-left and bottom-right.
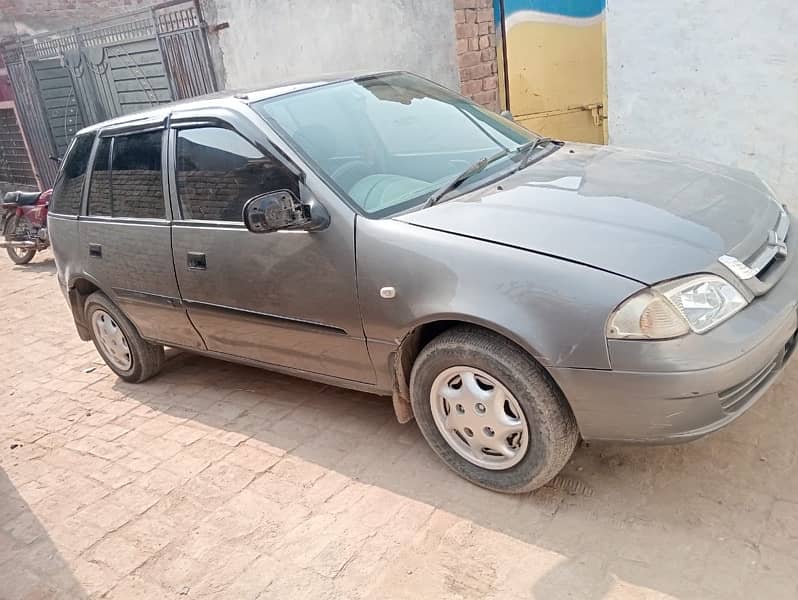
[
  {"x1": 201, "y1": 0, "x2": 460, "y2": 92},
  {"x1": 606, "y1": 1, "x2": 798, "y2": 204},
  {"x1": 0, "y1": 0, "x2": 154, "y2": 37}
]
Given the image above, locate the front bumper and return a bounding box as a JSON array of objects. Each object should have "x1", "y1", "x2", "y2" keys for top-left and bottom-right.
[{"x1": 551, "y1": 218, "x2": 798, "y2": 443}]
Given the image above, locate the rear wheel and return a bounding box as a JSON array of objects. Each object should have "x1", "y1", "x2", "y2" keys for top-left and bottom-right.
[
  {"x1": 4, "y1": 215, "x2": 36, "y2": 265},
  {"x1": 84, "y1": 291, "x2": 164, "y2": 383},
  {"x1": 6, "y1": 245, "x2": 36, "y2": 265},
  {"x1": 410, "y1": 326, "x2": 579, "y2": 493}
]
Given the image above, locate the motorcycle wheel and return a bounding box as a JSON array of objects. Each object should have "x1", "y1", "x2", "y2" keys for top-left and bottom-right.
[
  {"x1": 3, "y1": 216, "x2": 36, "y2": 265},
  {"x1": 7, "y1": 245, "x2": 36, "y2": 265}
]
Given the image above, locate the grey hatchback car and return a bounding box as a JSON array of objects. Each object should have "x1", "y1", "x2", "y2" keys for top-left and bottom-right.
[{"x1": 49, "y1": 71, "x2": 797, "y2": 493}]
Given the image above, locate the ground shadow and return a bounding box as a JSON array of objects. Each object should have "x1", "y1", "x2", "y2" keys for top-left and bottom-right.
[
  {"x1": 10, "y1": 256, "x2": 56, "y2": 273},
  {"x1": 0, "y1": 467, "x2": 86, "y2": 599},
  {"x1": 110, "y1": 349, "x2": 798, "y2": 599}
]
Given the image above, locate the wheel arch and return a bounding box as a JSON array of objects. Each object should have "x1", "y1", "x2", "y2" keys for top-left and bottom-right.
[
  {"x1": 390, "y1": 314, "x2": 556, "y2": 424},
  {"x1": 66, "y1": 274, "x2": 119, "y2": 341}
]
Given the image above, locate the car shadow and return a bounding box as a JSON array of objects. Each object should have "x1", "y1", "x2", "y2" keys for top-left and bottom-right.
[
  {"x1": 112, "y1": 349, "x2": 798, "y2": 599},
  {"x1": 0, "y1": 467, "x2": 87, "y2": 599},
  {"x1": 10, "y1": 256, "x2": 56, "y2": 273}
]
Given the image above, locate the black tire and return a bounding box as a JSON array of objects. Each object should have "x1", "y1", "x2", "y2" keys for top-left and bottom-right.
[
  {"x1": 84, "y1": 291, "x2": 165, "y2": 383},
  {"x1": 410, "y1": 326, "x2": 579, "y2": 493},
  {"x1": 6, "y1": 245, "x2": 36, "y2": 265},
  {"x1": 4, "y1": 215, "x2": 36, "y2": 265}
]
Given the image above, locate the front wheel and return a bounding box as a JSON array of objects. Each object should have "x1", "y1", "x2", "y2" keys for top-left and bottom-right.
[
  {"x1": 410, "y1": 326, "x2": 579, "y2": 493},
  {"x1": 6, "y1": 245, "x2": 36, "y2": 265}
]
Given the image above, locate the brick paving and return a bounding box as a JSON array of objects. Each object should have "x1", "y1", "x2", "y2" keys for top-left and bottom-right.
[{"x1": 2, "y1": 254, "x2": 798, "y2": 599}]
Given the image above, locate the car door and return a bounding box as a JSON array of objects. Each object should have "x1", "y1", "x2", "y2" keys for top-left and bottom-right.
[
  {"x1": 79, "y1": 124, "x2": 205, "y2": 349},
  {"x1": 167, "y1": 116, "x2": 375, "y2": 384}
]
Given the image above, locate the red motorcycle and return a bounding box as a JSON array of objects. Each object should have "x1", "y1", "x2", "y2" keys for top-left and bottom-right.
[{"x1": 0, "y1": 188, "x2": 52, "y2": 265}]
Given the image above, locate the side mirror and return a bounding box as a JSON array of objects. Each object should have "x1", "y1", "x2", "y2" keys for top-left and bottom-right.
[
  {"x1": 500, "y1": 110, "x2": 514, "y2": 122},
  {"x1": 243, "y1": 189, "x2": 329, "y2": 234}
]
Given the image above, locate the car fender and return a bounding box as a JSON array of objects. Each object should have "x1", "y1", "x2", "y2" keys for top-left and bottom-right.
[{"x1": 356, "y1": 216, "x2": 645, "y2": 402}]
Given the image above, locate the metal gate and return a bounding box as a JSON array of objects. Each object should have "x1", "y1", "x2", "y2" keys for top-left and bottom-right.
[
  {"x1": 1, "y1": 0, "x2": 218, "y2": 188},
  {"x1": 494, "y1": 0, "x2": 607, "y2": 143}
]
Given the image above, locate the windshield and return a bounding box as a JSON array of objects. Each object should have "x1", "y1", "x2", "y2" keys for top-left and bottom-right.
[{"x1": 252, "y1": 72, "x2": 537, "y2": 217}]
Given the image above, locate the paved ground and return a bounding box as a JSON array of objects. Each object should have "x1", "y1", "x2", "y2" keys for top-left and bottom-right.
[{"x1": 1, "y1": 254, "x2": 798, "y2": 600}]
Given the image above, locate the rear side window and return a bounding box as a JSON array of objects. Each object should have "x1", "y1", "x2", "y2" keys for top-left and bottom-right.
[
  {"x1": 87, "y1": 130, "x2": 165, "y2": 219},
  {"x1": 51, "y1": 134, "x2": 94, "y2": 215},
  {"x1": 175, "y1": 126, "x2": 298, "y2": 221}
]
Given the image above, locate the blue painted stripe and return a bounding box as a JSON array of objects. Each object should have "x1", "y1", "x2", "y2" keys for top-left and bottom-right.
[{"x1": 500, "y1": 0, "x2": 605, "y2": 19}]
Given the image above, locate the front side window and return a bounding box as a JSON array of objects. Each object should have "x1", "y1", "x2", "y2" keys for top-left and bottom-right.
[
  {"x1": 176, "y1": 126, "x2": 298, "y2": 221},
  {"x1": 51, "y1": 134, "x2": 94, "y2": 215},
  {"x1": 253, "y1": 72, "x2": 535, "y2": 217}
]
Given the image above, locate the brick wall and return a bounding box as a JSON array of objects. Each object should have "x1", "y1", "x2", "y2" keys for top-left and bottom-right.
[
  {"x1": 453, "y1": 0, "x2": 498, "y2": 111},
  {"x1": 85, "y1": 165, "x2": 295, "y2": 221},
  {"x1": 87, "y1": 169, "x2": 164, "y2": 218}
]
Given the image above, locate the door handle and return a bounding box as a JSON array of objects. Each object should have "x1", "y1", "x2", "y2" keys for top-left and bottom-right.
[
  {"x1": 88, "y1": 243, "x2": 102, "y2": 258},
  {"x1": 187, "y1": 252, "x2": 206, "y2": 270}
]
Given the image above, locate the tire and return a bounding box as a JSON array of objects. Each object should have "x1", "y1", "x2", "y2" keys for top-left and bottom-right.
[
  {"x1": 6, "y1": 245, "x2": 36, "y2": 265},
  {"x1": 4, "y1": 215, "x2": 36, "y2": 265},
  {"x1": 84, "y1": 291, "x2": 165, "y2": 383},
  {"x1": 410, "y1": 326, "x2": 579, "y2": 493}
]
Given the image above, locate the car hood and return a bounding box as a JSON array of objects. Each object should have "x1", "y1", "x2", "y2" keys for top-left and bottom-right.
[{"x1": 396, "y1": 143, "x2": 781, "y2": 284}]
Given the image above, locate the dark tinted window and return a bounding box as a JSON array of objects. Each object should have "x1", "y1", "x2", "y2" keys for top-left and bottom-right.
[
  {"x1": 51, "y1": 134, "x2": 94, "y2": 215},
  {"x1": 109, "y1": 131, "x2": 165, "y2": 219},
  {"x1": 87, "y1": 137, "x2": 112, "y2": 216},
  {"x1": 176, "y1": 127, "x2": 298, "y2": 221}
]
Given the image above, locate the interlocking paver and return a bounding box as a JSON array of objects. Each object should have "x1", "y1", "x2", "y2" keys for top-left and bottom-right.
[{"x1": 3, "y1": 255, "x2": 798, "y2": 599}]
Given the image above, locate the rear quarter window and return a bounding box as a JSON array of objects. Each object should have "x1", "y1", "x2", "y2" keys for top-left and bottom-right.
[{"x1": 51, "y1": 134, "x2": 95, "y2": 215}]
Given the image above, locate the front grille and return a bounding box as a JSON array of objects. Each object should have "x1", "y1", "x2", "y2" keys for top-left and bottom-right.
[
  {"x1": 719, "y1": 333, "x2": 796, "y2": 414},
  {"x1": 746, "y1": 206, "x2": 790, "y2": 283}
]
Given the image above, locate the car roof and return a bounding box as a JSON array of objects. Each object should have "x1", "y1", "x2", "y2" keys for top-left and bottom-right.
[{"x1": 75, "y1": 69, "x2": 404, "y2": 136}]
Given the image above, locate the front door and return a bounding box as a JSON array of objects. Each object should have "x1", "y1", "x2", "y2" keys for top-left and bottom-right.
[
  {"x1": 168, "y1": 122, "x2": 375, "y2": 384},
  {"x1": 496, "y1": 0, "x2": 607, "y2": 143}
]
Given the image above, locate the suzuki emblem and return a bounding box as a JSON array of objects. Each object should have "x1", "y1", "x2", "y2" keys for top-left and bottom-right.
[{"x1": 768, "y1": 230, "x2": 788, "y2": 259}]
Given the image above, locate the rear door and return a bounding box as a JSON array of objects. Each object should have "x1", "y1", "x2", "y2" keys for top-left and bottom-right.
[
  {"x1": 167, "y1": 115, "x2": 375, "y2": 384},
  {"x1": 79, "y1": 123, "x2": 204, "y2": 349}
]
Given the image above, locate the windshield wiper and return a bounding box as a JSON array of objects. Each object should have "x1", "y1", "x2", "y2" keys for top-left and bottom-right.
[
  {"x1": 515, "y1": 136, "x2": 562, "y2": 171},
  {"x1": 424, "y1": 148, "x2": 511, "y2": 208}
]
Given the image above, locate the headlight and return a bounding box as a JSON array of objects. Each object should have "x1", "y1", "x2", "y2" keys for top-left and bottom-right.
[{"x1": 607, "y1": 274, "x2": 748, "y2": 340}]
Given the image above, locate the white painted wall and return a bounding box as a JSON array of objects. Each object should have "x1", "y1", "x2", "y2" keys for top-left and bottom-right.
[
  {"x1": 606, "y1": 1, "x2": 798, "y2": 205},
  {"x1": 202, "y1": 0, "x2": 459, "y2": 92}
]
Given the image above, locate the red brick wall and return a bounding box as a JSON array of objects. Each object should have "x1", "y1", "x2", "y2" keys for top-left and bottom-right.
[{"x1": 453, "y1": 0, "x2": 499, "y2": 111}]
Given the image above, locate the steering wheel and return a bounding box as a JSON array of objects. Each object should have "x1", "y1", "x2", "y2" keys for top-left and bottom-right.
[{"x1": 330, "y1": 160, "x2": 374, "y2": 193}]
